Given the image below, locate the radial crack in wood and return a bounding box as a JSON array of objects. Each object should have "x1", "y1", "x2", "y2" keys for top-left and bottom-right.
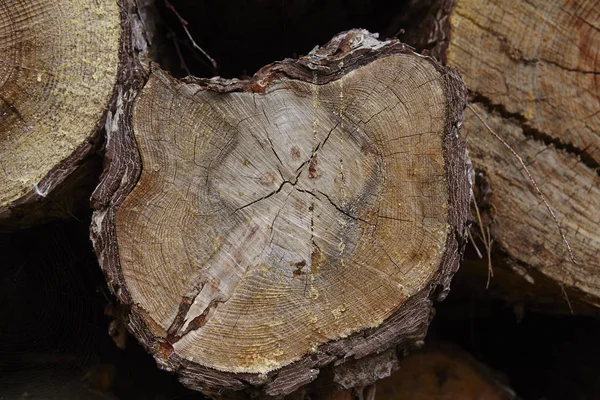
[
  {"x1": 92, "y1": 29, "x2": 470, "y2": 397},
  {"x1": 0, "y1": 0, "x2": 122, "y2": 227}
]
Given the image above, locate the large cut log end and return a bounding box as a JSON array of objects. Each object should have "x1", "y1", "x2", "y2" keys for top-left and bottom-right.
[
  {"x1": 0, "y1": 0, "x2": 124, "y2": 227},
  {"x1": 92, "y1": 29, "x2": 470, "y2": 397}
]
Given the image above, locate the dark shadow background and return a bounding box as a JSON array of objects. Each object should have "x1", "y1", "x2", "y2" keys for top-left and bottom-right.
[
  {"x1": 152, "y1": 0, "x2": 428, "y2": 79},
  {"x1": 4, "y1": 217, "x2": 600, "y2": 399},
  {"x1": 0, "y1": 219, "x2": 207, "y2": 400}
]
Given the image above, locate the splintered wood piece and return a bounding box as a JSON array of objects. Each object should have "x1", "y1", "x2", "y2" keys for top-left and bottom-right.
[
  {"x1": 0, "y1": 0, "x2": 121, "y2": 227},
  {"x1": 418, "y1": 0, "x2": 600, "y2": 309},
  {"x1": 91, "y1": 29, "x2": 470, "y2": 397}
]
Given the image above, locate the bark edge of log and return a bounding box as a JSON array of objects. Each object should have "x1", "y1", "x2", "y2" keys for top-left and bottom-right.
[{"x1": 91, "y1": 29, "x2": 471, "y2": 398}]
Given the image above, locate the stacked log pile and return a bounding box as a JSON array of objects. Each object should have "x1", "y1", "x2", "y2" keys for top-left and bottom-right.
[{"x1": 1, "y1": 0, "x2": 597, "y2": 399}]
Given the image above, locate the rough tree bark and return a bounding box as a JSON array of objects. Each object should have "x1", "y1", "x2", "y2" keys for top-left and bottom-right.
[
  {"x1": 0, "y1": 0, "x2": 126, "y2": 228},
  {"x1": 91, "y1": 29, "x2": 471, "y2": 398},
  {"x1": 412, "y1": 0, "x2": 600, "y2": 313}
]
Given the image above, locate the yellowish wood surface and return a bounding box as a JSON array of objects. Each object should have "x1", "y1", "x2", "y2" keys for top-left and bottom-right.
[
  {"x1": 116, "y1": 54, "x2": 453, "y2": 373},
  {"x1": 448, "y1": 0, "x2": 600, "y2": 163},
  {"x1": 447, "y1": 0, "x2": 600, "y2": 305},
  {"x1": 0, "y1": 0, "x2": 120, "y2": 204}
]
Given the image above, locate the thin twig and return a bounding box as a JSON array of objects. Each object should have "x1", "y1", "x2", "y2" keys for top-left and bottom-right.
[
  {"x1": 472, "y1": 197, "x2": 493, "y2": 288},
  {"x1": 560, "y1": 283, "x2": 574, "y2": 314},
  {"x1": 485, "y1": 226, "x2": 494, "y2": 288},
  {"x1": 167, "y1": 31, "x2": 191, "y2": 76},
  {"x1": 467, "y1": 227, "x2": 483, "y2": 259},
  {"x1": 466, "y1": 103, "x2": 578, "y2": 265},
  {"x1": 164, "y1": 0, "x2": 218, "y2": 73}
]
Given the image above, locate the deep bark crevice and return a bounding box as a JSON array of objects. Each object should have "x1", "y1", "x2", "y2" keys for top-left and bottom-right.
[{"x1": 469, "y1": 93, "x2": 600, "y2": 174}]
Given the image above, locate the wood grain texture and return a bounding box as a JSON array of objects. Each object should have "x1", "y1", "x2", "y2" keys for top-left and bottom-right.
[
  {"x1": 421, "y1": 0, "x2": 600, "y2": 308},
  {"x1": 448, "y1": 0, "x2": 600, "y2": 164},
  {"x1": 464, "y1": 104, "x2": 600, "y2": 307},
  {"x1": 92, "y1": 30, "x2": 470, "y2": 397},
  {"x1": 0, "y1": 0, "x2": 121, "y2": 227}
]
